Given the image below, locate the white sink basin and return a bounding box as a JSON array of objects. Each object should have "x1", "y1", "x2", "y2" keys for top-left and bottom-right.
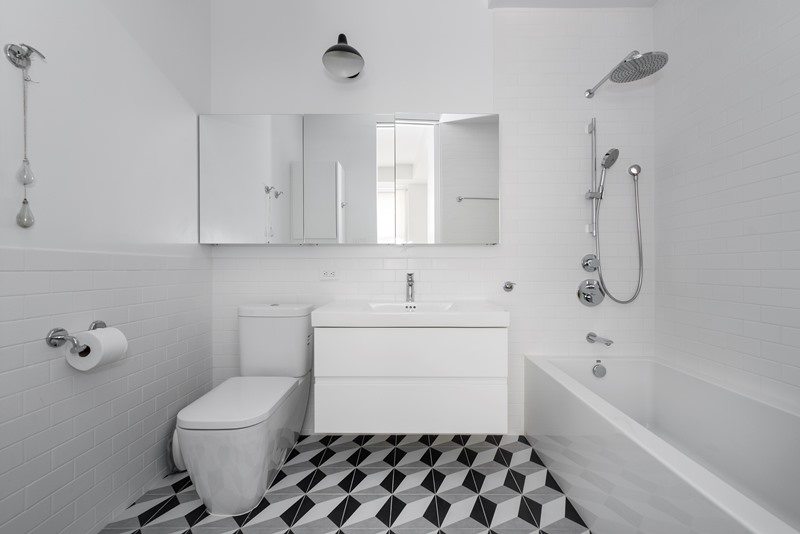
[
  {"x1": 368, "y1": 302, "x2": 454, "y2": 312},
  {"x1": 312, "y1": 301, "x2": 509, "y2": 327}
]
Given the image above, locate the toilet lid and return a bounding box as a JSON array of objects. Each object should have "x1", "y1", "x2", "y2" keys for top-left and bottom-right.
[{"x1": 177, "y1": 376, "x2": 298, "y2": 430}]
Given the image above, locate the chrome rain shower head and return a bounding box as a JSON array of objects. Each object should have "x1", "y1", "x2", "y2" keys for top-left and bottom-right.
[
  {"x1": 601, "y1": 148, "x2": 619, "y2": 169},
  {"x1": 611, "y1": 52, "x2": 668, "y2": 83},
  {"x1": 585, "y1": 50, "x2": 669, "y2": 98}
]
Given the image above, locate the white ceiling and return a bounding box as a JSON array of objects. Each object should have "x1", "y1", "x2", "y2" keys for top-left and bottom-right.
[{"x1": 489, "y1": 0, "x2": 656, "y2": 8}]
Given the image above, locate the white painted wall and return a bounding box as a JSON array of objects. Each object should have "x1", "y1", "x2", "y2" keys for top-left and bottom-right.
[
  {"x1": 105, "y1": 0, "x2": 212, "y2": 112},
  {"x1": 654, "y1": 0, "x2": 800, "y2": 415},
  {"x1": 211, "y1": 7, "x2": 656, "y2": 434},
  {"x1": 0, "y1": 0, "x2": 199, "y2": 250},
  {"x1": 209, "y1": 0, "x2": 493, "y2": 114},
  {"x1": 0, "y1": 2, "x2": 211, "y2": 533}
]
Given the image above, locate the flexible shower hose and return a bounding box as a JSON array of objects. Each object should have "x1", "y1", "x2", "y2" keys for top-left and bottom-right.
[{"x1": 595, "y1": 178, "x2": 643, "y2": 304}]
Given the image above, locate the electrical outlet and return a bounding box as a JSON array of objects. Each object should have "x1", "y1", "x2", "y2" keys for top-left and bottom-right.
[{"x1": 320, "y1": 270, "x2": 338, "y2": 281}]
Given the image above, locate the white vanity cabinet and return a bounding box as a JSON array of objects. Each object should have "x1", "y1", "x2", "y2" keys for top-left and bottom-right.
[{"x1": 311, "y1": 302, "x2": 509, "y2": 433}]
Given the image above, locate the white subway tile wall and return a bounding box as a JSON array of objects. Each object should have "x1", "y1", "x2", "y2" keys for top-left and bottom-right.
[
  {"x1": 212, "y1": 8, "x2": 657, "y2": 435},
  {"x1": 0, "y1": 247, "x2": 212, "y2": 534},
  {"x1": 654, "y1": 0, "x2": 800, "y2": 415}
]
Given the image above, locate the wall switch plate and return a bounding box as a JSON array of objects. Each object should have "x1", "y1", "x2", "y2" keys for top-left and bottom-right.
[{"x1": 320, "y1": 270, "x2": 338, "y2": 281}]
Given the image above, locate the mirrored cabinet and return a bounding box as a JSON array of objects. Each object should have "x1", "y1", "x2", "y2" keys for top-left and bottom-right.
[{"x1": 199, "y1": 113, "x2": 499, "y2": 245}]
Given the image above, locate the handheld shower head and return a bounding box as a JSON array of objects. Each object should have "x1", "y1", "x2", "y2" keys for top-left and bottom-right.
[
  {"x1": 628, "y1": 164, "x2": 641, "y2": 181},
  {"x1": 601, "y1": 149, "x2": 619, "y2": 169},
  {"x1": 597, "y1": 148, "x2": 619, "y2": 197}
]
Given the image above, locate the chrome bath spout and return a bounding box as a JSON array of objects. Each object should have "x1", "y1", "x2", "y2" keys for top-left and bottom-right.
[{"x1": 586, "y1": 332, "x2": 613, "y2": 346}]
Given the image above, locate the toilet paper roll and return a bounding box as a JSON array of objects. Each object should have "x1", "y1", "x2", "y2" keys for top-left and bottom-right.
[{"x1": 66, "y1": 327, "x2": 128, "y2": 371}]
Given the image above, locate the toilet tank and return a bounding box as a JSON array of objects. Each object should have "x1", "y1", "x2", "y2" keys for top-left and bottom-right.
[{"x1": 238, "y1": 304, "x2": 314, "y2": 377}]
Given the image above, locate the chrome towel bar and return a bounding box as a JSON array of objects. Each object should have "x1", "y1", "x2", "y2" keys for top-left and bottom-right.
[{"x1": 457, "y1": 196, "x2": 499, "y2": 202}]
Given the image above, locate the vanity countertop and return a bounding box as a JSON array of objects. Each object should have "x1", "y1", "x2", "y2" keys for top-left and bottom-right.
[{"x1": 311, "y1": 300, "x2": 510, "y2": 328}]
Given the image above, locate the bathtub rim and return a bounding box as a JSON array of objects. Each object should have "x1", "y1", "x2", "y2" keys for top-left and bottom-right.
[{"x1": 525, "y1": 354, "x2": 797, "y2": 534}]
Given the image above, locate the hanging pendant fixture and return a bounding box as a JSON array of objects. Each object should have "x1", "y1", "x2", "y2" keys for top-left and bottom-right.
[
  {"x1": 5, "y1": 43, "x2": 45, "y2": 228},
  {"x1": 17, "y1": 158, "x2": 35, "y2": 185},
  {"x1": 16, "y1": 196, "x2": 34, "y2": 228}
]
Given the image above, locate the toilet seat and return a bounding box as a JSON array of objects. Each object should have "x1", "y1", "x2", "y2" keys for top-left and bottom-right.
[{"x1": 177, "y1": 376, "x2": 298, "y2": 430}]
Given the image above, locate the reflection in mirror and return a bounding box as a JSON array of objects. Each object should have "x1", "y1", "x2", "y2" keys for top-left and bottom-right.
[
  {"x1": 393, "y1": 119, "x2": 436, "y2": 244},
  {"x1": 199, "y1": 115, "x2": 303, "y2": 244},
  {"x1": 303, "y1": 114, "x2": 393, "y2": 244},
  {"x1": 376, "y1": 122, "x2": 396, "y2": 244},
  {"x1": 199, "y1": 113, "x2": 498, "y2": 245},
  {"x1": 394, "y1": 113, "x2": 499, "y2": 244}
]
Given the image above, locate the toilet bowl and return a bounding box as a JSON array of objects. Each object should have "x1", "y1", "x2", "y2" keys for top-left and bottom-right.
[
  {"x1": 174, "y1": 303, "x2": 313, "y2": 516},
  {"x1": 176, "y1": 374, "x2": 310, "y2": 515}
]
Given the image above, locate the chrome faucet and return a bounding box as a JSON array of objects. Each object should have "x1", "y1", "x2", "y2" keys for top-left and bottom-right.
[
  {"x1": 586, "y1": 332, "x2": 613, "y2": 346},
  {"x1": 406, "y1": 273, "x2": 415, "y2": 303}
]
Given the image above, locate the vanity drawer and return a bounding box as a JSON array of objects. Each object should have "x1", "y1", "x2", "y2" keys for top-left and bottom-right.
[
  {"x1": 314, "y1": 327, "x2": 507, "y2": 377},
  {"x1": 314, "y1": 378, "x2": 507, "y2": 434}
]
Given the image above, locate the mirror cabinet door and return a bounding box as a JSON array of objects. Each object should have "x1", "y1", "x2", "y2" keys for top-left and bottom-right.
[
  {"x1": 199, "y1": 113, "x2": 498, "y2": 245},
  {"x1": 436, "y1": 114, "x2": 500, "y2": 245},
  {"x1": 199, "y1": 115, "x2": 304, "y2": 244},
  {"x1": 302, "y1": 114, "x2": 395, "y2": 244}
]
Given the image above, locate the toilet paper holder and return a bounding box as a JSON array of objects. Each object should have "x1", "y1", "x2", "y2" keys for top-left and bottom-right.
[{"x1": 46, "y1": 320, "x2": 107, "y2": 356}]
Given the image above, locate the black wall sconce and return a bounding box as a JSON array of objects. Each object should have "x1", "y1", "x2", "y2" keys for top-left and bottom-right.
[{"x1": 322, "y1": 34, "x2": 364, "y2": 79}]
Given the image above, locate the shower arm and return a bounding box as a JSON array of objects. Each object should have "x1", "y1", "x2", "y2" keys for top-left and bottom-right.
[{"x1": 585, "y1": 50, "x2": 639, "y2": 99}]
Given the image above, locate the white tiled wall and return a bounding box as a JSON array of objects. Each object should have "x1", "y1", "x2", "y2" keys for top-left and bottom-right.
[
  {"x1": 212, "y1": 8, "x2": 657, "y2": 435},
  {"x1": 439, "y1": 119, "x2": 500, "y2": 244},
  {"x1": 0, "y1": 247, "x2": 212, "y2": 534},
  {"x1": 654, "y1": 0, "x2": 800, "y2": 414}
]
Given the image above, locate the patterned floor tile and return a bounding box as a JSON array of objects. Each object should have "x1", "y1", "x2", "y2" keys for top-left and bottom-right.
[{"x1": 99, "y1": 434, "x2": 588, "y2": 534}]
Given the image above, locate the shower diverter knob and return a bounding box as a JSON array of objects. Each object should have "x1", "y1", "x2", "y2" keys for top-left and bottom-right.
[{"x1": 577, "y1": 279, "x2": 605, "y2": 307}]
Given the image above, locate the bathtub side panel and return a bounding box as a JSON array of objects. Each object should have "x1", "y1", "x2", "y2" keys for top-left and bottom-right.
[
  {"x1": 548, "y1": 358, "x2": 656, "y2": 427},
  {"x1": 524, "y1": 358, "x2": 748, "y2": 534},
  {"x1": 653, "y1": 366, "x2": 800, "y2": 529}
]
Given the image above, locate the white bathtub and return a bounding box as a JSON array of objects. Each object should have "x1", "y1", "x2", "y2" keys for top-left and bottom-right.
[{"x1": 525, "y1": 356, "x2": 800, "y2": 534}]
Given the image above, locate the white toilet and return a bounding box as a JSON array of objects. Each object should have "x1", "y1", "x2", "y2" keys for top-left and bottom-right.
[{"x1": 175, "y1": 304, "x2": 313, "y2": 516}]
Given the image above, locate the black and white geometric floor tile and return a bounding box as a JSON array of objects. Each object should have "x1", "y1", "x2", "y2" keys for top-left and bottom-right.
[{"x1": 100, "y1": 435, "x2": 589, "y2": 534}]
